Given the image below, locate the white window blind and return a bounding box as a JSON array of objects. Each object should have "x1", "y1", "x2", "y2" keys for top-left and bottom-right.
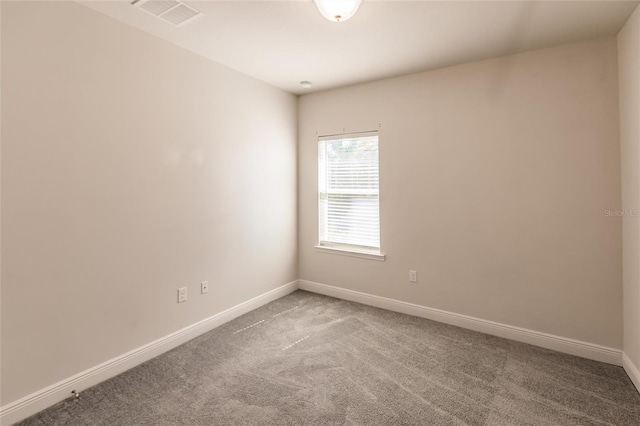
[{"x1": 318, "y1": 132, "x2": 380, "y2": 251}]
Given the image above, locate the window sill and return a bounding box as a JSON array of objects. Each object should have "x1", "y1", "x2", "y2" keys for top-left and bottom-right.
[{"x1": 314, "y1": 245, "x2": 386, "y2": 262}]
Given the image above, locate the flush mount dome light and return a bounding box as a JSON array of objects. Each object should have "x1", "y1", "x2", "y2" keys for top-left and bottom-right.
[{"x1": 313, "y1": 0, "x2": 364, "y2": 22}]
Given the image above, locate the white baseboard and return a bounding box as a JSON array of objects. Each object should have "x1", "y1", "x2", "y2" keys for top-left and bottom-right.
[
  {"x1": 623, "y1": 353, "x2": 640, "y2": 394},
  {"x1": 0, "y1": 280, "x2": 298, "y2": 426},
  {"x1": 298, "y1": 280, "x2": 623, "y2": 366},
  {"x1": 2, "y1": 279, "x2": 631, "y2": 425}
]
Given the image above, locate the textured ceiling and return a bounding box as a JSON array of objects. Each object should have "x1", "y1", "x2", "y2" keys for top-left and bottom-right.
[{"x1": 80, "y1": 0, "x2": 640, "y2": 94}]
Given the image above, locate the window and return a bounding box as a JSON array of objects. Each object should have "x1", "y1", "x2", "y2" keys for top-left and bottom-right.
[{"x1": 318, "y1": 132, "x2": 381, "y2": 257}]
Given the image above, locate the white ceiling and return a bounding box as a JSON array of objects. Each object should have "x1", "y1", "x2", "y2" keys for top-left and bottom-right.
[{"x1": 79, "y1": 0, "x2": 639, "y2": 94}]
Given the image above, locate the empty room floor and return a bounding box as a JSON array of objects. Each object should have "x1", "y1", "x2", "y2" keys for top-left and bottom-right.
[{"x1": 17, "y1": 291, "x2": 640, "y2": 425}]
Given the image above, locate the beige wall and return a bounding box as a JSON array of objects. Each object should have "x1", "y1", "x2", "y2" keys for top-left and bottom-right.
[
  {"x1": 619, "y1": 4, "x2": 640, "y2": 374},
  {"x1": 299, "y1": 38, "x2": 622, "y2": 349},
  {"x1": 1, "y1": 0, "x2": 632, "y2": 410},
  {"x1": 1, "y1": 1, "x2": 297, "y2": 404}
]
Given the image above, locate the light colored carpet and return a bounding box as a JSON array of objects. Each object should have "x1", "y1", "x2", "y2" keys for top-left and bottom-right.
[{"x1": 17, "y1": 290, "x2": 640, "y2": 425}]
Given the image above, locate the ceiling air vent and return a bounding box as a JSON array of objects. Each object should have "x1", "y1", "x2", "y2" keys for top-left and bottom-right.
[{"x1": 132, "y1": 0, "x2": 201, "y2": 27}]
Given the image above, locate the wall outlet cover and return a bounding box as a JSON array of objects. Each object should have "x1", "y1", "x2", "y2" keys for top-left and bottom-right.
[{"x1": 178, "y1": 287, "x2": 188, "y2": 303}]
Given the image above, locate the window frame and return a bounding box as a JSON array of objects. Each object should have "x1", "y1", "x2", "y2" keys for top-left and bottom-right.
[{"x1": 315, "y1": 131, "x2": 385, "y2": 261}]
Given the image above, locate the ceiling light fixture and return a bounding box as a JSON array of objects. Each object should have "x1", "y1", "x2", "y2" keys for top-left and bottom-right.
[
  {"x1": 312, "y1": 0, "x2": 363, "y2": 23},
  {"x1": 300, "y1": 81, "x2": 313, "y2": 89}
]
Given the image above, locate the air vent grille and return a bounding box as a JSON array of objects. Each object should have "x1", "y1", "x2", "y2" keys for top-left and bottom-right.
[
  {"x1": 160, "y1": 4, "x2": 200, "y2": 26},
  {"x1": 139, "y1": 0, "x2": 178, "y2": 16},
  {"x1": 132, "y1": 0, "x2": 201, "y2": 27}
]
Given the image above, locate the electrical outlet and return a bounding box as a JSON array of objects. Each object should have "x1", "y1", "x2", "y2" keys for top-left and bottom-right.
[
  {"x1": 178, "y1": 287, "x2": 188, "y2": 303},
  {"x1": 409, "y1": 270, "x2": 417, "y2": 283},
  {"x1": 201, "y1": 281, "x2": 209, "y2": 294}
]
